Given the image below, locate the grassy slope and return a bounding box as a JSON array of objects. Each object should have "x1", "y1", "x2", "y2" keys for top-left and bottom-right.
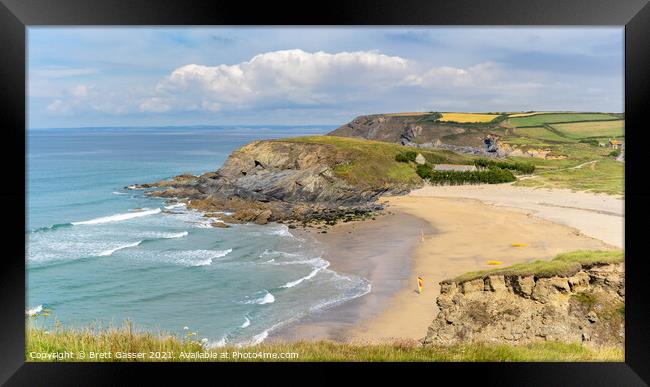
[
  {"x1": 451, "y1": 250, "x2": 623, "y2": 283},
  {"x1": 514, "y1": 158, "x2": 623, "y2": 195},
  {"x1": 25, "y1": 325, "x2": 622, "y2": 362},
  {"x1": 283, "y1": 136, "x2": 472, "y2": 188}
]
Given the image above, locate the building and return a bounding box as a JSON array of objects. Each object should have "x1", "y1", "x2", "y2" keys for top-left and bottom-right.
[
  {"x1": 608, "y1": 139, "x2": 623, "y2": 149},
  {"x1": 433, "y1": 164, "x2": 477, "y2": 172}
]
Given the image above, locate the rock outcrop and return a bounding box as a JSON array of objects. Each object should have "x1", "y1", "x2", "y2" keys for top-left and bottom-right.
[
  {"x1": 130, "y1": 140, "x2": 404, "y2": 225},
  {"x1": 423, "y1": 262, "x2": 624, "y2": 347}
]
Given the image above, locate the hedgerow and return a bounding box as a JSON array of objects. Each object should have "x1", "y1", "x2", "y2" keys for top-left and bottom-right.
[
  {"x1": 416, "y1": 164, "x2": 515, "y2": 184},
  {"x1": 474, "y1": 158, "x2": 535, "y2": 174}
]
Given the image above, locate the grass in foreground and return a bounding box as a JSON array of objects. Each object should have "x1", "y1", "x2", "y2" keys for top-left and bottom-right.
[
  {"x1": 451, "y1": 249, "x2": 623, "y2": 284},
  {"x1": 26, "y1": 325, "x2": 622, "y2": 362}
]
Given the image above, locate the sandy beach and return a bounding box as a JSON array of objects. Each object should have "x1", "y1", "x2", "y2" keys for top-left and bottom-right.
[{"x1": 273, "y1": 184, "x2": 622, "y2": 343}]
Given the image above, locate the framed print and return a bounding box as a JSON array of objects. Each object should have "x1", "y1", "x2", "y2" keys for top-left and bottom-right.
[{"x1": 1, "y1": 0, "x2": 649, "y2": 385}]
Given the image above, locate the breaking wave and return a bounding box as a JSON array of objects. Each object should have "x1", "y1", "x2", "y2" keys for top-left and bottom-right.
[
  {"x1": 280, "y1": 261, "x2": 330, "y2": 288},
  {"x1": 97, "y1": 241, "x2": 142, "y2": 257},
  {"x1": 241, "y1": 316, "x2": 251, "y2": 328},
  {"x1": 243, "y1": 290, "x2": 275, "y2": 305},
  {"x1": 72, "y1": 208, "x2": 161, "y2": 225},
  {"x1": 175, "y1": 249, "x2": 233, "y2": 267}
]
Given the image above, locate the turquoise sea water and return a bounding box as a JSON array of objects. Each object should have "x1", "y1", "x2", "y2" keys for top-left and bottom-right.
[{"x1": 26, "y1": 126, "x2": 371, "y2": 346}]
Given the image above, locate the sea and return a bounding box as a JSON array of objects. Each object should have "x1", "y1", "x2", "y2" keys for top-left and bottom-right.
[{"x1": 26, "y1": 126, "x2": 371, "y2": 347}]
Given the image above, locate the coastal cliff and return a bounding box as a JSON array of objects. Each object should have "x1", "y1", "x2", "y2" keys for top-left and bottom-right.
[
  {"x1": 131, "y1": 136, "x2": 469, "y2": 226},
  {"x1": 328, "y1": 113, "x2": 507, "y2": 156},
  {"x1": 423, "y1": 250, "x2": 624, "y2": 347}
]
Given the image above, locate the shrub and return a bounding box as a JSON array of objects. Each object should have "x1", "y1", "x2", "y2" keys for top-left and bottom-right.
[
  {"x1": 474, "y1": 158, "x2": 535, "y2": 174},
  {"x1": 395, "y1": 151, "x2": 418, "y2": 163},
  {"x1": 416, "y1": 163, "x2": 433, "y2": 179},
  {"x1": 608, "y1": 149, "x2": 621, "y2": 157}
]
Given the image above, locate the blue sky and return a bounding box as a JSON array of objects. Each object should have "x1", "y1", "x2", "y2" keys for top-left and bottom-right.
[{"x1": 28, "y1": 27, "x2": 623, "y2": 128}]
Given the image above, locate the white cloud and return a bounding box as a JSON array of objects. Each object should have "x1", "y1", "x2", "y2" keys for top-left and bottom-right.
[{"x1": 144, "y1": 49, "x2": 412, "y2": 111}]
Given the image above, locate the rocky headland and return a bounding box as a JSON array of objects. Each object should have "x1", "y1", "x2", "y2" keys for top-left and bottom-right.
[{"x1": 129, "y1": 137, "x2": 448, "y2": 227}]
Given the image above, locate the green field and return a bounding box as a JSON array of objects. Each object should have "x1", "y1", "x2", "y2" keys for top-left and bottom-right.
[
  {"x1": 512, "y1": 126, "x2": 577, "y2": 143},
  {"x1": 507, "y1": 113, "x2": 619, "y2": 127},
  {"x1": 550, "y1": 120, "x2": 624, "y2": 140}
]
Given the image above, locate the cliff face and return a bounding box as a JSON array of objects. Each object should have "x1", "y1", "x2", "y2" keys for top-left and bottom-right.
[
  {"x1": 423, "y1": 262, "x2": 624, "y2": 347},
  {"x1": 132, "y1": 139, "x2": 413, "y2": 225},
  {"x1": 329, "y1": 114, "x2": 504, "y2": 156}
]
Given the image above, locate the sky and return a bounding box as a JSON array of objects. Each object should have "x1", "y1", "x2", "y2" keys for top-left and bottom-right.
[{"x1": 28, "y1": 27, "x2": 624, "y2": 128}]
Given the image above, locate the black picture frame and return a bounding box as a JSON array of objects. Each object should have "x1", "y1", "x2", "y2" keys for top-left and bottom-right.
[{"x1": 1, "y1": 0, "x2": 648, "y2": 385}]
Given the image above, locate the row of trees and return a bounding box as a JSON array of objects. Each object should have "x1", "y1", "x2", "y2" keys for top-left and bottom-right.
[{"x1": 416, "y1": 164, "x2": 516, "y2": 185}]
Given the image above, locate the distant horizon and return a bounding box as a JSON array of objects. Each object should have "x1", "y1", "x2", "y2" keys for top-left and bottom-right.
[{"x1": 27, "y1": 109, "x2": 624, "y2": 130}]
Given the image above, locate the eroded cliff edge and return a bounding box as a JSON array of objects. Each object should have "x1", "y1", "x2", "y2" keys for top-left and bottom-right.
[{"x1": 423, "y1": 251, "x2": 624, "y2": 347}]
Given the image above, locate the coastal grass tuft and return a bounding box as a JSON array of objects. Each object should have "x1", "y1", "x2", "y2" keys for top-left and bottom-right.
[
  {"x1": 26, "y1": 324, "x2": 622, "y2": 362},
  {"x1": 450, "y1": 249, "x2": 623, "y2": 284},
  {"x1": 554, "y1": 249, "x2": 624, "y2": 266}
]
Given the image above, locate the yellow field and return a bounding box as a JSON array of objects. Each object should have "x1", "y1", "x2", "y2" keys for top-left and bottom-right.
[{"x1": 439, "y1": 113, "x2": 499, "y2": 123}]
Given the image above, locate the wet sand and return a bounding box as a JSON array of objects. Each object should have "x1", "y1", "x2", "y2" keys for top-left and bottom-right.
[{"x1": 269, "y1": 210, "x2": 430, "y2": 342}]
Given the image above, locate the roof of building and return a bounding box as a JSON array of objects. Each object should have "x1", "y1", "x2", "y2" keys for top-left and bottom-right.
[{"x1": 609, "y1": 140, "x2": 623, "y2": 145}]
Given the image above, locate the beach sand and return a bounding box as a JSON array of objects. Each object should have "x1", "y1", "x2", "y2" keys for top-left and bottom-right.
[{"x1": 271, "y1": 184, "x2": 622, "y2": 343}]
